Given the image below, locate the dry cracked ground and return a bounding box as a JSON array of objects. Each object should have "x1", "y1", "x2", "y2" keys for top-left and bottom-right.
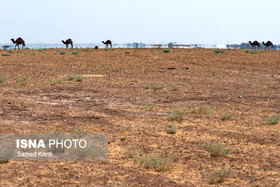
[{"x1": 0, "y1": 48, "x2": 280, "y2": 186}]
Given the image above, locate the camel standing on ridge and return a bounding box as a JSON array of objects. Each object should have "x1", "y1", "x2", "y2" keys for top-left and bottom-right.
[
  {"x1": 249, "y1": 41, "x2": 261, "y2": 49},
  {"x1": 61, "y1": 39, "x2": 73, "y2": 48},
  {"x1": 11, "y1": 37, "x2": 26, "y2": 49},
  {"x1": 262, "y1": 41, "x2": 274, "y2": 49},
  {"x1": 102, "y1": 40, "x2": 112, "y2": 48}
]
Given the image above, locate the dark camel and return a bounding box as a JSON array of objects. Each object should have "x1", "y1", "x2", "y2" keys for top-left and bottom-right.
[
  {"x1": 102, "y1": 40, "x2": 112, "y2": 48},
  {"x1": 249, "y1": 41, "x2": 261, "y2": 49},
  {"x1": 11, "y1": 37, "x2": 26, "y2": 49},
  {"x1": 262, "y1": 41, "x2": 274, "y2": 49},
  {"x1": 61, "y1": 39, "x2": 73, "y2": 48}
]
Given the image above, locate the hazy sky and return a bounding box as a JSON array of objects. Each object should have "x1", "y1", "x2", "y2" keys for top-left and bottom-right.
[{"x1": 1, "y1": 0, "x2": 280, "y2": 44}]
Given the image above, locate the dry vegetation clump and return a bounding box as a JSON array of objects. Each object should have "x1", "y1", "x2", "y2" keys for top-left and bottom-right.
[
  {"x1": 209, "y1": 167, "x2": 231, "y2": 184},
  {"x1": 204, "y1": 141, "x2": 232, "y2": 157},
  {"x1": 137, "y1": 152, "x2": 178, "y2": 172}
]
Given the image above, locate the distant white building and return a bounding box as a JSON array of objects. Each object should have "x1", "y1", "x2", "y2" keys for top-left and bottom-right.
[{"x1": 216, "y1": 44, "x2": 227, "y2": 49}]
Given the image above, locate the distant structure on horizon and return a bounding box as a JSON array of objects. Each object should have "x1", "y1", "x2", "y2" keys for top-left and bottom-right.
[{"x1": 168, "y1": 42, "x2": 190, "y2": 48}]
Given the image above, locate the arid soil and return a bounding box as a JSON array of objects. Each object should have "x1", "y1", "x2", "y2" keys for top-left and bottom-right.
[{"x1": 0, "y1": 48, "x2": 279, "y2": 186}]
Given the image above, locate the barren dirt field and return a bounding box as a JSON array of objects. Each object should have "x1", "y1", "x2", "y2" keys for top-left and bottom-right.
[{"x1": 0, "y1": 48, "x2": 279, "y2": 186}]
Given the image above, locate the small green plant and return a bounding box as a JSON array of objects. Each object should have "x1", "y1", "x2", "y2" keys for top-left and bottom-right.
[
  {"x1": 241, "y1": 70, "x2": 246, "y2": 73},
  {"x1": 204, "y1": 141, "x2": 232, "y2": 157},
  {"x1": 31, "y1": 52, "x2": 36, "y2": 56},
  {"x1": 1, "y1": 53, "x2": 11, "y2": 56},
  {"x1": 104, "y1": 66, "x2": 110, "y2": 70},
  {"x1": 139, "y1": 104, "x2": 154, "y2": 110},
  {"x1": 169, "y1": 107, "x2": 187, "y2": 122},
  {"x1": 105, "y1": 48, "x2": 115, "y2": 51},
  {"x1": 131, "y1": 79, "x2": 138, "y2": 83},
  {"x1": 65, "y1": 73, "x2": 84, "y2": 82},
  {"x1": 221, "y1": 114, "x2": 232, "y2": 121},
  {"x1": 59, "y1": 51, "x2": 66, "y2": 55},
  {"x1": 151, "y1": 49, "x2": 157, "y2": 52},
  {"x1": 213, "y1": 49, "x2": 224, "y2": 53},
  {"x1": 209, "y1": 167, "x2": 231, "y2": 184},
  {"x1": 166, "y1": 124, "x2": 177, "y2": 134},
  {"x1": 245, "y1": 50, "x2": 258, "y2": 54},
  {"x1": 72, "y1": 51, "x2": 80, "y2": 55},
  {"x1": 120, "y1": 125, "x2": 133, "y2": 131},
  {"x1": 16, "y1": 76, "x2": 28, "y2": 85},
  {"x1": 7, "y1": 50, "x2": 15, "y2": 53},
  {"x1": 170, "y1": 84, "x2": 180, "y2": 91},
  {"x1": 201, "y1": 50, "x2": 206, "y2": 53},
  {"x1": 263, "y1": 115, "x2": 280, "y2": 125},
  {"x1": 163, "y1": 49, "x2": 171, "y2": 53},
  {"x1": 144, "y1": 84, "x2": 163, "y2": 91},
  {"x1": 0, "y1": 77, "x2": 5, "y2": 85},
  {"x1": 192, "y1": 105, "x2": 212, "y2": 115},
  {"x1": 51, "y1": 79, "x2": 63, "y2": 85},
  {"x1": 125, "y1": 51, "x2": 130, "y2": 55},
  {"x1": 137, "y1": 152, "x2": 177, "y2": 172}
]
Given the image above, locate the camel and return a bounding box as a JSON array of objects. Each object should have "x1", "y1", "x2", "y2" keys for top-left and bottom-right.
[
  {"x1": 61, "y1": 39, "x2": 73, "y2": 48},
  {"x1": 11, "y1": 37, "x2": 26, "y2": 49},
  {"x1": 262, "y1": 41, "x2": 274, "y2": 49},
  {"x1": 102, "y1": 40, "x2": 112, "y2": 48},
  {"x1": 249, "y1": 41, "x2": 261, "y2": 49}
]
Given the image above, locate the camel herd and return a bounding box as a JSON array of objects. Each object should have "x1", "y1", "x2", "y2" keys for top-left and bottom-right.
[
  {"x1": 249, "y1": 41, "x2": 274, "y2": 49},
  {"x1": 9, "y1": 37, "x2": 113, "y2": 49},
  {"x1": 6, "y1": 37, "x2": 275, "y2": 50}
]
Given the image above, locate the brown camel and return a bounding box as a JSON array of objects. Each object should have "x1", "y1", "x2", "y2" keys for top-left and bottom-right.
[
  {"x1": 249, "y1": 41, "x2": 261, "y2": 49},
  {"x1": 61, "y1": 39, "x2": 73, "y2": 48},
  {"x1": 102, "y1": 40, "x2": 112, "y2": 48},
  {"x1": 262, "y1": 41, "x2": 274, "y2": 49},
  {"x1": 11, "y1": 37, "x2": 26, "y2": 49}
]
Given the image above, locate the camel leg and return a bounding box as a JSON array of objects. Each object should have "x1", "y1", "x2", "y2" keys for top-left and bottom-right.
[{"x1": 71, "y1": 43, "x2": 73, "y2": 48}]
